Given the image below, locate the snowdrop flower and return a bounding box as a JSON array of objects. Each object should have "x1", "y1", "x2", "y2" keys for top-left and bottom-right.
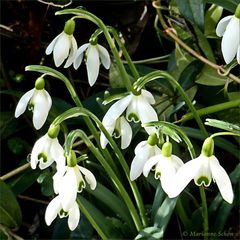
[
  {"x1": 169, "y1": 138, "x2": 234, "y2": 204},
  {"x1": 130, "y1": 133, "x2": 161, "y2": 181},
  {"x1": 73, "y1": 43, "x2": 111, "y2": 86},
  {"x1": 100, "y1": 116, "x2": 132, "y2": 150},
  {"x1": 100, "y1": 89, "x2": 158, "y2": 149},
  {"x1": 46, "y1": 19, "x2": 77, "y2": 68},
  {"x1": 54, "y1": 151, "x2": 97, "y2": 212},
  {"x1": 216, "y1": 4, "x2": 240, "y2": 64},
  {"x1": 30, "y1": 125, "x2": 65, "y2": 170},
  {"x1": 45, "y1": 196, "x2": 80, "y2": 231},
  {"x1": 15, "y1": 77, "x2": 52, "y2": 130},
  {"x1": 143, "y1": 142, "x2": 184, "y2": 197}
]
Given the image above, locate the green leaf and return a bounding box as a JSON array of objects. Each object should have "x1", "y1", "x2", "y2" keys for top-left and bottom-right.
[
  {"x1": 135, "y1": 226, "x2": 163, "y2": 240},
  {"x1": 206, "y1": 0, "x2": 239, "y2": 13},
  {"x1": 204, "y1": 4, "x2": 223, "y2": 38},
  {"x1": 0, "y1": 180, "x2": 22, "y2": 228},
  {"x1": 196, "y1": 65, "x2": 229, "y2": 86},
  {"x1": 176, "y1": 0, "x2": 205, "y2": 31}
]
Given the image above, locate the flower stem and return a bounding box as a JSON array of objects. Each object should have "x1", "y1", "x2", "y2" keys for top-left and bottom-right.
[
  {"x1": 57, "y1": 9, "x2": 139, "y2": 94},
  {"x1": 76, "y1": 198, "x2": 108, "y2": 240},
  {"x1": 199, "y1": 186, "x2": 209, "y2": 240}
]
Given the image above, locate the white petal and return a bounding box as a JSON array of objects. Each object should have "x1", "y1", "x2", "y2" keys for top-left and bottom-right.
[
  {"x1": 134, "y1": 141, "x2": 147, "y2": 155},
  {"x1": 68, "y1": 201, "x2": 80, "y2": 230},
  {"x1": 53, "y1": 32, "x2": 71, "y2": 67},
  {"x1": 130, "y1": 146, "x2": 150, "y2": 181},
  {"x1": 79, "y1": 166, "x2": 97, "y2": 190},
  {"x1": 221, "y1": 17, "x2": 240, "y2": 64},
  {"x1": 171, "y1": 155, "x2": 184, "y2": 169},
  {"x1": 32, "y1": 90, "x2": 52, "y2": 130},
  {"x1": 169, "y1": 158, "x2": 200, "y2": 198},
  {"x1": 45, "y1": 33, "x2": 61, "y2": 55},
  {"x1": 30, "y1": 134, "x2": 47, "y2": 169},
  {"x1": 59, "y1": 167, "x2": 78, "y2": 211},
  {"x1": 53, "y1": 168, "x2": 65, "y2": 194},
  {"x1": 216, "y1": 15, "x2": 233, "y2": 37},
  {"x1": 86, "y1": 45, "x2": 100, "y2": 86},
  {"x1": 210, "y1": 156, "x2": 234, "y2": 204},
  {"x1": 103, "y1": 95, "x2": 132, "y2": 125},
  {"x1": 237, "y1": 45, "x2": 240, "y2": 64},
  {"x1": 143, "y1": 155, "x2": 160, "y2": 177},
  {"x1": 64, "y1": 36, "x2": 78, "y2": 68},
  {"x1": 97, "y1": 44, "x2": 111, "y2": 69},
  {"x1": 45, "y1": 196, "x2": 61, "y2": 226},
  {"x1": 73, "y1": 43, "x2": 89, "y2": 69},
  {"x1": 141, "y1": 89, "x2": 156, "y2": 104},
  {"x1": 50, "y1": 138, "x2": 65, "y2": 171},
  {"x1": 15, "y1": 89, "x2": 34, "y2": 118},
  {"x1": 119, "y1": 117, "x2": 132, "y2": 149},
  {"x1": 100, "y1": 123, "x2": 116, "y2": 149}
]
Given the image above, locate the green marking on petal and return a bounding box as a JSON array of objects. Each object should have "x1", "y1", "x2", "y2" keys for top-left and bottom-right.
[
  {"x1": 28, "y1": 102, "x2": 34, "y2": 111},
  {"x1": 196, "y1": 176, "x2": 211, "y2": 187},
  {"x1": 155, "y1": 171, "x2": 161, "y2": 179},
  {"x1": 59, "y1": 208, "x2": 68, "y2": 218},
  {"x1": 127, "y1": 113, "x2": 139, "y2": 123},
  {"x1": 78, "y1": 180, "x2": 86, "y2": 192},
  {"x1": 38, "y1": 152, "x2": 47, "y2": 163}
]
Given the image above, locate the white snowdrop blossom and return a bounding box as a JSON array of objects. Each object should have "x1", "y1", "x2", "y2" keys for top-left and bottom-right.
[
  {"x1": 30, "y1": 133, "x2": 65, "y2": 171},
  {"x1": 54, "y1": 165, "x2": 97, "y2": 212},
  {"x1": 73, "y1": 43, "x2": 111, "y2": 86},
  {"x1": 216, "y1": 4, "x2": 240, "y2": 64},
  {"x1": 169, "y1": 138, "x2": 234, "y2": 204},
  {"x1": 15, "y1": 78, "x2": 52, "y2": 130},
  {"x1": 169, "y1": 154, "x2": 234, "y2": 204},
  {"x1": 130, "y1": 138, "x2": 161, "y2": 181},
  {"x1": 100, "y1": 89, "x2": 158, "y2": 149},
  {"x1": 45, "y1": 196, "x2": 80, "y2": 231},
  {"x1": 143, "y1": 142, "x2": 184, "y2": 197},
  {"x1": 100, "y1": 116, "x2": 132, "y2": 150},
  {"x1": 46, "y1": 19, "x2": 77, "y2": 68}
]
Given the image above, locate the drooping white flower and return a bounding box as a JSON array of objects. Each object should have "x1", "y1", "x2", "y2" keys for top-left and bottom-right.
[
  {"x1": 73, "y1": 43, "x2": 111, "y2": 86},
  {"x1": 100, "y1": 89, "x2": 158, "y2": 149},
  {"x1": 46, "y1": 19, "x2": 77, "y2": 68},
  {"x1": 169, "y1": 138, "x2": 234, "y2": 204},
  {"x1": 45, "y1": 196, "x2": 80, "y2": 231},
  {"x1": 15, "y1": 80, "x2": 52, "y2": 130},
  {"x1": 100, "y1": 116, "x2": 132, "y2": 150},
  {"x1": 216, "y1": 5, "x2": 240, "y2": 64},
  {"x1": 54, "y1": 165, "x2": 97, "y2": 212},
  {"x1": 130, "y1": 137, "x2": 161, "y2": 181},
  {"x1": 169, "y1": 154, "x2": 234, "y2": 204},
  {"x1": 30, "y1": 133, "x2": 65, "y2": 170},
  {"x1": 143, "y1": 142, "x2": 184, "y2": 197}
]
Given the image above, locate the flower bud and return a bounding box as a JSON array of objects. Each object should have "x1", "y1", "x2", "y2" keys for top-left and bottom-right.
[
  {"x1": 64, "y1": 19, "x2": 75, "y2": 35},
  {"x1": 235, "y1": 4, "x2": 240, "y2": 19},
  {"x1": 147, "y1": 133, "x2": 158, "y2": 146},
  {"x1": 35, "y1": 77, "x2": 45, "y2": 90},
  {"x1": 162, "y1": 142, "x2": 172, "y2": 157},
  {"x1": 201, "y1": 137, "x2": 214, "y2": 157},
  {"x1": 48, "y1": 125, "x2": 60, "y2": 139}
]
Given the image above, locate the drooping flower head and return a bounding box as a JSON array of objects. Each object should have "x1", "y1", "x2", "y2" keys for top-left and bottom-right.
[
  {"x1": 30, "y1": 125, "x2": 65, "y2": 170},
  {"x1": 73, "y1": 42, "x2": 111, "y2": 86},
  {"x1": 46, "y1": 19, "x2": 77, "y2": 68},
  {"x1": 45, "y1": 196, "x2": 80, "y2": 231},
  {"x1": 130, "y1": 133, "x2": 161, "y2": 181},
  {"x1": 216, "y1": 4, "x2": 240, "y2": 64},
  {"x1": 100, "y1": 89, "x2": 158, "y2": 149},
  {"x1": 143, "y1": 142, "x2": 184, "y2": 197},
  {"x1": 15, "y1": 77, "x2": 52, "y2": 130},
  {"x1": 169, "y1": 138, "x2": 234, "y2": 204}
]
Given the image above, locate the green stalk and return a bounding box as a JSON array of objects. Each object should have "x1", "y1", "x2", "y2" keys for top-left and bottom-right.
[
  {"x1": 178, "y1": 99, "x2": 240, "y2": 123},
  {"x1": 66, "y1": 129, "x2": 142, "y2": 231},
  {"x1": 200, "y1": 186, "x2": 209, "y2": 240},
  {"x1": 76, "y1": 198, "x2": 108, "y2": 240},
  {"x1": 56, "y1": 9, "x2": 138, "y2": 94},
  {"x1": 52, "y1": 107, "x2": 148, "y2": 227}
]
